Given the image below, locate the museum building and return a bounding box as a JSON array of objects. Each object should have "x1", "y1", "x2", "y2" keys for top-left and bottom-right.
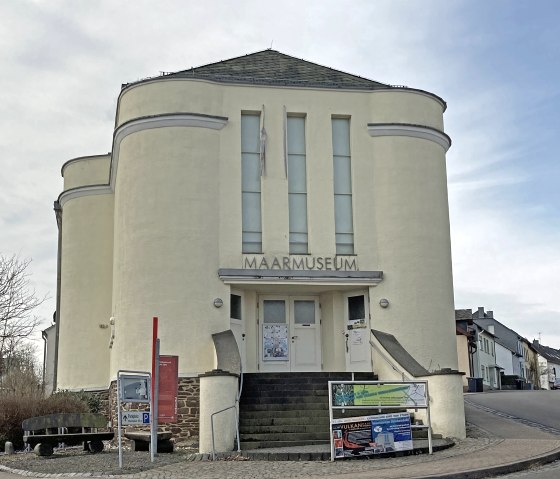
[{"x1": 53, "y1": 50, "x2": 466, "y2": 450}]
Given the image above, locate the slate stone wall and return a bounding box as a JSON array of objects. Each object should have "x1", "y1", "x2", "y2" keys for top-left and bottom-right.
[{"x1": 106, "y1": 377, "x2": 200, "y2": 446}]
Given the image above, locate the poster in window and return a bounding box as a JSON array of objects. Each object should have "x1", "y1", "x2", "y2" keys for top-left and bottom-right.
[{"x1": 263, "y1": 324, "x2": 288, "y2": 360}]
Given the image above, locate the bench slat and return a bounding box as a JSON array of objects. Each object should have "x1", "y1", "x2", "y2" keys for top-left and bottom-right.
[{"x1": 22, "y1": 413, "x2": 108, "y2": 431}]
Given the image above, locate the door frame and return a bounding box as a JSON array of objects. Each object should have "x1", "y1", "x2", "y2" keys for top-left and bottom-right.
[
  {"x1": 343, "y1": 290, "x2": 372, "y2": 372},
  {"x1": 258, "y1": 295, "x2": 322, "y2": 372}
]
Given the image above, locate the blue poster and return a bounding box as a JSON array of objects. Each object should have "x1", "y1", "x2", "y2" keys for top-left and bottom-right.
[
  {"x1": 370, "y1": 412, "x2": 413, "y2": 452},
  {"x1": 331, "y1": 412, "x2": 413, "y2": 458}
]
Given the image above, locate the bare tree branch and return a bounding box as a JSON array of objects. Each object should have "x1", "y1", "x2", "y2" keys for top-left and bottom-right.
[{"x1": 0, "y1": 254, "x2": 46, "y2": 377}]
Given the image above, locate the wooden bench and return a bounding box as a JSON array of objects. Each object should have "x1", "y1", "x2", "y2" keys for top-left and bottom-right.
[
  {"x1": 124, "y1": 430, "x2": 174, "y2": 453},
  {"x1": 22, "y1": 413, "x2": 114, "y2": 456}
]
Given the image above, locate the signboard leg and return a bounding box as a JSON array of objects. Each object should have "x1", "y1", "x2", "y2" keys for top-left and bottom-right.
[
  {"x1": 117, "y1": 376, "x2": 123, "y2": 468},
  {"x1": 151, "y1": 339, "x2": 160, "y2": 461}
]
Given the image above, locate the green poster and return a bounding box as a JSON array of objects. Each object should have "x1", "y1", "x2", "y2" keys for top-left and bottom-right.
[{"x1": 332, "y1": 382, "x2": 427, "y2": 407}]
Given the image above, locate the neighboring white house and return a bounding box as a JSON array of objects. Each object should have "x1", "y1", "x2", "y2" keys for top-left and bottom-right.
[
  {"x1": 474, "y1": 324, "x2": 500, "y2": 390},
  {"x1": 532, "y1": 339, "x2": 560, "y2": 389},
  {"x1": 495, "y1": 340, "x2": 515, "y2": 376}
]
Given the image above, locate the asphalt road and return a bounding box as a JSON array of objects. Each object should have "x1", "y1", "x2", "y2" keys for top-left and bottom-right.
[
  {"x1": 467, "y1": 390, "x2": 560, "y2": 478},
  {"x1": 466, "y1": 390, "x2": 560, "y2": 434}
]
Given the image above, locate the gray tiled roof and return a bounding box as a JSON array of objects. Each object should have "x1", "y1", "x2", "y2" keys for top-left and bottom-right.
[
  {"x1": 163, "y1": 49, "x2": 391, "y2": 90},
  {"x1": 532, "y1": 340, "x2": 560, "y2": 364}
]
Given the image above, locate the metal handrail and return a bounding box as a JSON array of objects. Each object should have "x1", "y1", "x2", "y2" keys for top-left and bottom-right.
[
  {"x1": 369, "y1": 333, "x2": 410, "y2": 381},
  {"x1": 210, "y1": 368, "x2": 243, "y2": 460}
]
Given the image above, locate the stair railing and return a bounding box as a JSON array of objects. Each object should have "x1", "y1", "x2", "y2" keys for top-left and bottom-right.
[{"x1": 211, "y1": 366, "x2": 243, "y2": 460}]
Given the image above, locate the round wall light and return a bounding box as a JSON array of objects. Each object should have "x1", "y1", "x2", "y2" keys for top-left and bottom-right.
[
  {"x1": 379, "y1": 298, "x2": 390, "y2": 308},
  {"x1": 213, "y1": 298, "x2": 224, "y2": 308}
]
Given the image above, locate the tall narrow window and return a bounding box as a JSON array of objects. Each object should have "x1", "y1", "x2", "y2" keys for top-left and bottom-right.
[
  {"x1": 287, "y1": 116, "x2": 308, "y2": 253},
  {"x1": 332, "y1": 118, "x2": 354, "y2": 254},
  {"x1": 241, "y1": 114, "x2": 262, "y2": 253}
]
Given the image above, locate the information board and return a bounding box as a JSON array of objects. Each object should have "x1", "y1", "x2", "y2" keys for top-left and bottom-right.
[
  {"x1": 331, "y1": 412, "x2": 413, "y2": 458},
  {"x1": 158, "y1": 355, "x2": 179, "y2": 423}
]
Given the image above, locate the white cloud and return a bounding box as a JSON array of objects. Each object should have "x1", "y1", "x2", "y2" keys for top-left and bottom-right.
[{"x1": 1, "y1": 1, "x2": 559, "y2": 354}]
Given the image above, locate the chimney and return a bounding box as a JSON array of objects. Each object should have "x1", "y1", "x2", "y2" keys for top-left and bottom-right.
[
  {"x1": 487, "y1": 310, "x2": 494, "y2": 319},
  {"x1": 477, "y1": 307, "x2": 485, "y2": 319}
]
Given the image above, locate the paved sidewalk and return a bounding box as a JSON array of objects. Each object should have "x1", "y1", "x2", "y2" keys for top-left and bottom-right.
[{"x1": 1, "y1": 402, "x2": 560, "y2": 479}]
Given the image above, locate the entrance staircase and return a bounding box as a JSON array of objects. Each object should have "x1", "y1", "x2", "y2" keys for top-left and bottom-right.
[{"x1": 239, "y1": 372, "x2": 377, "y2": 449}]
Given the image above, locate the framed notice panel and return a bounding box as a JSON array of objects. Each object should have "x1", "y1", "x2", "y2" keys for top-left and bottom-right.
[{"x1": 120, "y1": 375, "x2": 150, "y2": 403}]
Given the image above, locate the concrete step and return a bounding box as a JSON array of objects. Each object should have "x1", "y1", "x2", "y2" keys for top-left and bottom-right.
[
  {"x1": 240, "y1": 424, "x2": 328, "y2": 434},
  {"x1": 240, "y1": 439, "x2": 330, "y2": 450},
  {"x1": 242, "y1": 383, "x2": 331, "y2": 393},
  {"x1": 240, "y1": 416, "x2": 330, "y2": 427},
  {"x1": 241, "y1": 394, "x2": 329, "y2": 405},
  {"x1": 240, "y1": 431, "x2": 329, "y2": 442},
  {"x1": 240, "y1": 408, "x2": 329, "y2": 419},
  {"x1": 240, "y1": 402, "x2": 328, "y2": 412}
]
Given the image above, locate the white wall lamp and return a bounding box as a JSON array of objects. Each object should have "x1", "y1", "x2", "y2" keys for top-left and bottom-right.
[
  {"x1": 379, "y1": 298, "x2": 390, "y2": 308},
  {"x1": 213, "y1": 298, "x2": 224, "y2": 308}
]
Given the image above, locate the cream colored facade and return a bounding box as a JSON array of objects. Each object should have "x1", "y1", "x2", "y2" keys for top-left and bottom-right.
[{"x1": 54, "y1": 51, "x2": 465, "y2": 439}]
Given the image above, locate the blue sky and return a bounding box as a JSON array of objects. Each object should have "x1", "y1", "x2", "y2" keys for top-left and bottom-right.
[{"x1": 0, "y1": 0, "x2": 559, "y2": 350}]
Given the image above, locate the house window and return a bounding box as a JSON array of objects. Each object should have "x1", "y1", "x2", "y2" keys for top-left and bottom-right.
[
  {"x1": 348, "y1": 295, "x2": 365, "y2": 321},
  {"x1": 287, "y1": 116, "x2": 308, "y2": 254},
  {"x1": 241, "y1": 114, "x2": 262, "y2": 253},
  {"x1": 332, "y1": 118, "x2": 354, "y2": 254},
  {"x1": 230, "y1": 294, "x2": 242, "y2": 320}
]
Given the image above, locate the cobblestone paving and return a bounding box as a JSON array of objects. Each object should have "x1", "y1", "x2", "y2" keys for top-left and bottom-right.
[
  {"x1": 0, "y1": 446, "x2": 196, "y2": 476},
  {"x1": 0, "y1": 426, "x2": 501, "y2": 479}
]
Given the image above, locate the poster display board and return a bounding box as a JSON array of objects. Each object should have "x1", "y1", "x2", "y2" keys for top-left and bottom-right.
[
  {"x1": 331, "y1": 412, "x2": 413, "y2": 458},
  {"x1": 262, "y1": 324, "x2": 289, "y2": 360},
  {"x1": 158, "y1": 355, "x2": 179, "y2": 423},
  {"x1": 328, "y1": 380, "x2": 432, "y2": 461}
]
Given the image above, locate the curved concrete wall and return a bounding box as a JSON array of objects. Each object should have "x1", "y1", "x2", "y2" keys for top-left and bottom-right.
[
  {"x1": 109, "y1": 125, "x2": 229, "y2": 378},
  {"x1": 368, "y1": 136, "x2": 457, "y2": 370},
  {"x1": 57, "y1": 194, "x2": 113, "y2": 389},
  {"x1": 62, "y1": 154, "x2": 111, "y2": 191}
]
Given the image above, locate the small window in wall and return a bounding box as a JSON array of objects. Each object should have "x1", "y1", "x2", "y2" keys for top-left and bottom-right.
[
  {"x1": 230, "y1": 294, "x2": 242, "y2": 320},
  {"x1": 241, "y1": 113, "x2": 262, "y2": 253},
  {"x1": 332, "y1": 118, "x2": 354, "y2": 254},
  {"x1": 348, "y1": 295, "x2": 365, "y2": 321},
  {"x1": 287, "y1": 116, "x2": 308, "y2": 254}
]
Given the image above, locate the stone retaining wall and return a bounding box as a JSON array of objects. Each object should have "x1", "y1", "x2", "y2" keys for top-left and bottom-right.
[{"x1": 107, "y1": 377, "x2": 200, "y2": 446}]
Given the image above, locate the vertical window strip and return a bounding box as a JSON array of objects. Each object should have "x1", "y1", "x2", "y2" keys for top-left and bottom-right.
[
  {"x1": 287, "y1": 116, "x2": 308, "y2": 254},
  {"x1": 241, "y1": 114, "x2": 262, "y2": 253},
  {"x1": 332, "y1": 118, "x2": 354, "y2": 254}
]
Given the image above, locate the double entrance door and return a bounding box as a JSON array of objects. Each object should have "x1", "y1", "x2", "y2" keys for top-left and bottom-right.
[{"x1": 259, "y1": 295, "x2": 321, "y2": 372}]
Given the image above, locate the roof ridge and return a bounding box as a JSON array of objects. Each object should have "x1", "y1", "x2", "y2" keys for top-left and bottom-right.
[{"x1": 163, "y1": 49, "x2": 391, "y2": 90}]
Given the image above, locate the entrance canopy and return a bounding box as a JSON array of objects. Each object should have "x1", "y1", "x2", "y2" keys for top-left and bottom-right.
[{"x1": 218, "y1": 269, "x2": 383, "y2": 290}]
